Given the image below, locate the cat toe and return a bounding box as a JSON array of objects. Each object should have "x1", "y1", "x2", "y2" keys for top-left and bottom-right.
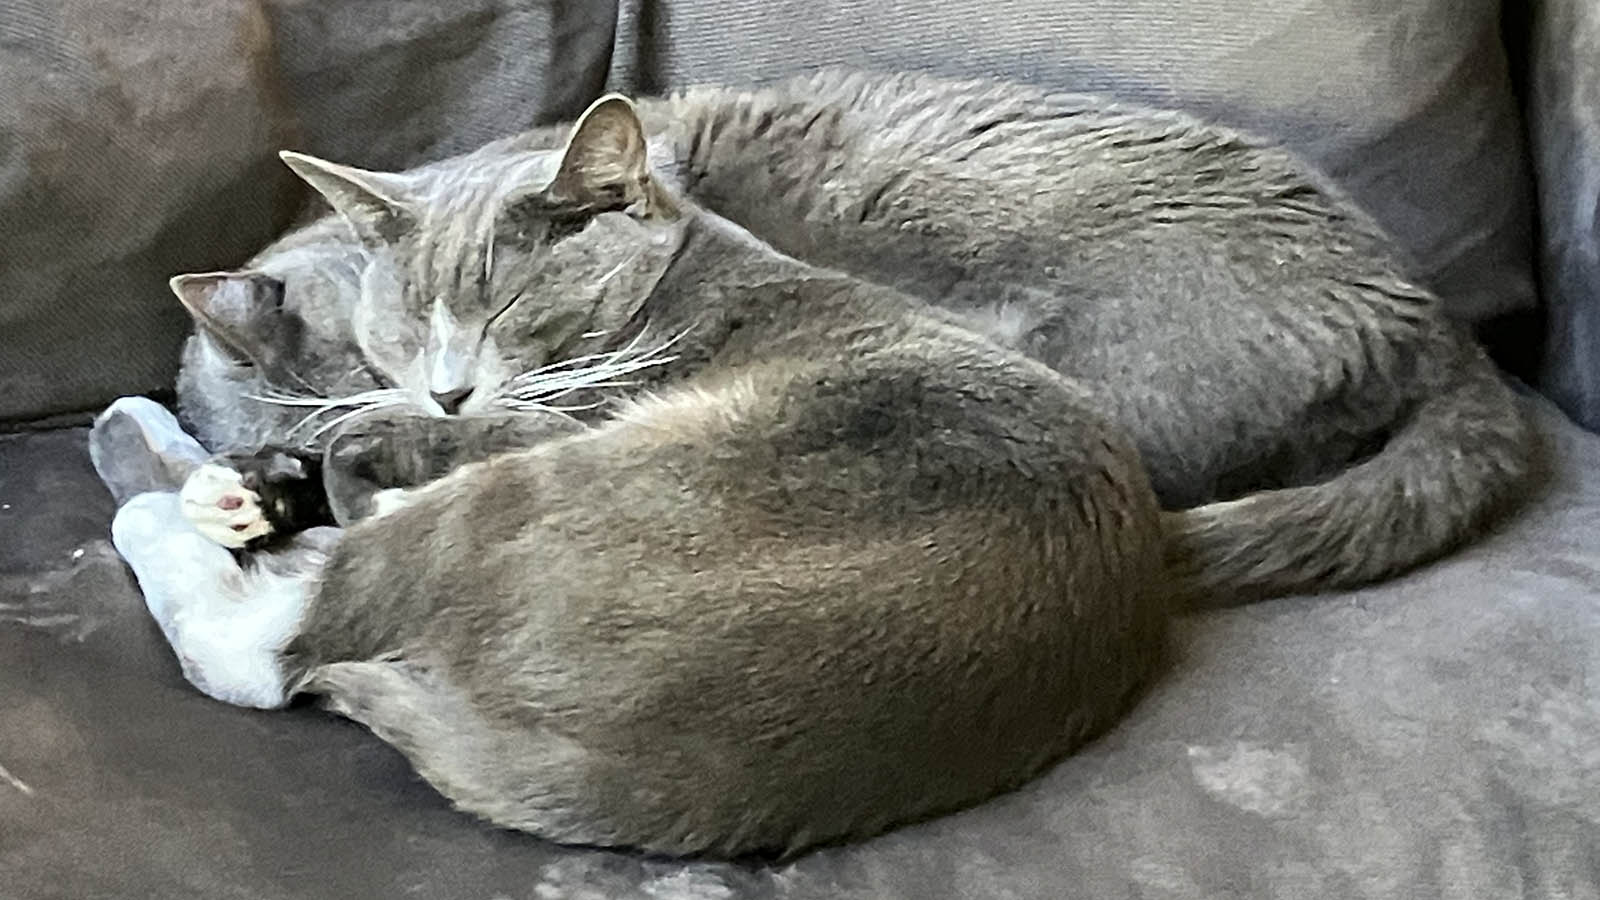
[{"x1": 181, "y1": 464, "x2": 273, "y2": 548}]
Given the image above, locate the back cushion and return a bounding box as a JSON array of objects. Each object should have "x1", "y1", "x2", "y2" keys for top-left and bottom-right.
[
  {"x1": 0, "y1": 1, "x2": 288, "y2": 425},
  {"x1": 609, "y1": 0, "x2": 1536, "y2": 327},
  {"x1": 1527, "y1": 0, "x2": 1600, "y2": 432},
  {"x1": 0, "y1": 0, "x2": 616, "y2": 425}
]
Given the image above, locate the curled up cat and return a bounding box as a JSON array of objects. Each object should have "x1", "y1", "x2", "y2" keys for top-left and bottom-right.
[{"x1": 90, "y1": 71, "x2": 1536, "y2": 858}]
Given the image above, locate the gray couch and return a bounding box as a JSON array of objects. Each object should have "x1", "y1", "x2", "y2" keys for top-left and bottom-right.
[{"x1": 3, "y1": 2, "x2": 1597, "y2": 897}]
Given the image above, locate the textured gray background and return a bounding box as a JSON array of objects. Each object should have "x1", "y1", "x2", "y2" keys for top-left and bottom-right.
[{"x1": 1530, "y1": 0, "x2": 1600, "y2": 432}]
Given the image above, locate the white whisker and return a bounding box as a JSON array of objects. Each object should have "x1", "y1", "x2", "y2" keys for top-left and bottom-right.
[
  {"x1": 308, "y1": 398, "x2": 409, "y2": 440},
  {"x1": 594, "y1": 251, "x2": 643, "y2": 289},
  {"x1": 243, "y1": 388, "x2": 414, "y2": 440},
  {"x1": 244, "y1": 388, "x2": 410, "y2": 409},
  {"x1": 506, "y1": 350, "x2": 633, "y2": 384},
  {"x1": 494, "y1": 400, "x2": 587, "y2": 421},
  {"x1": 505, "y1": 326, "x2": 657, "y2": 387},
  {"x1": 496, "y1": 324, "x2": 692, "y2": 409}
]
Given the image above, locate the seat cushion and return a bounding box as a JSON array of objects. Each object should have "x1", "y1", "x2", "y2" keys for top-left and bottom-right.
[
  {"x1": 3, "y1": 395, "x2": 1596, "y2": 898},
  {"x1": 609, "y1": 0, "x2": 1538, "y2": 328}
]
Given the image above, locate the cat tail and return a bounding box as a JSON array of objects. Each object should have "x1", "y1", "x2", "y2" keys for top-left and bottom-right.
[{"x1": 1163, "y1": 344, "x2": 1538, "y2": 605}]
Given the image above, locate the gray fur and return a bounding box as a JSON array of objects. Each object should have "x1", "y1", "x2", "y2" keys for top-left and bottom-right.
[
  {"x1": 161, "y1": 105, "x2": 1177, "y2": 856},
  {"x1": 174, "y1": 69, "x2": 1535, "y2": 604},
  {"x1": 129, "y1": 71, "x2": 1540, "y2": 855}
]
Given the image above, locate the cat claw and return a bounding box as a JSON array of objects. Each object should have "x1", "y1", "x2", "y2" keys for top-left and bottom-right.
[{"x1": 181, "y1": 464, "x2": 273, "y2": 548}]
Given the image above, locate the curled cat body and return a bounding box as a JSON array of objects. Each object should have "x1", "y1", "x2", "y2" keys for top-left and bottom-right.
[
  {"x1": 105, "y1": 95, "x2": 1167, "y2": 857},
  {"x1": 175, "y1": 69, "x2": 1534, "y2": 603},
  {"x1": 102, "y1": 70, "x2": 1536, "y2": 857}
]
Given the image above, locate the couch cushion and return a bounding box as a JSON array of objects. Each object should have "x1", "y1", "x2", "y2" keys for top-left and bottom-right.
[
  {"x1": 0, "y1": 1, "x2": 290, "y2": 426},
  {"x1": 609, "y1": 0, "x2": 1537, "y2": 328},
  {"x1": 3, "y1": 396, "x2": 1597, "y2": 897},
  {"x1": 1528, "y1": 0, "x2": 1600, "y2": 432},
  {"x1": 0, "y1": 0, "x2": 616, "y2": 426}
]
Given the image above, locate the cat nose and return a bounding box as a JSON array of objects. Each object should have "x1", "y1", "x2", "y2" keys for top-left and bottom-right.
[{"x1": 430, "y1": 385, "x2": 474, "y2": 414}]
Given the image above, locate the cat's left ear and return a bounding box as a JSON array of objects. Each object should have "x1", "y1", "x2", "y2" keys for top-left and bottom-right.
[
  {"x1": 279, "y1": 151, "x2": 417, "y2": 248},
  {"x1": 169, "y1": 270, "x2": 285, "y2": 366},
  {"x1": 544, "y1": 94, "x2": 670, "y2": 215}
]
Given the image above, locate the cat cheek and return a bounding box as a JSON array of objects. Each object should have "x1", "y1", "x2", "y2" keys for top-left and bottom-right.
[{"x1": 354, "y1": 322, "x2": 423, "y2": 388}]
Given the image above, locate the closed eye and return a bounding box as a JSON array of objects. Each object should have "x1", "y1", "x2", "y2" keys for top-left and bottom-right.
[{"x1": 484, "y1": 287, "x2": 528, "y2": 335}]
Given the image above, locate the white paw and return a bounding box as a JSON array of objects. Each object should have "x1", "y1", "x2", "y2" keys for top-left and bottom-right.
[
  {"x1": 95, "y1": 397, "x2": 206, "y2": 462},
  {"x1": 90, "y1": 396, "x2": 211, "y2": 503},
  {"x1": 181, "y1": 464, "x2": 272, "y2": 548}
]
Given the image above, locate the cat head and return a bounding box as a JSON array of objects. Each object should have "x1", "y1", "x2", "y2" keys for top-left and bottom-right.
[{"x1": 173, "y1": 94, "x2": 685, "y2": 427}]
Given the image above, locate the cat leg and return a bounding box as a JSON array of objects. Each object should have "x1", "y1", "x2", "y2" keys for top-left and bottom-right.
[
  {"x1": 89, "y1": 396, "x2": 210, "y2": 504},
  {"x1": 181, "y1": 450, "x2": 336, "y2": 549},
  {"x1": 111, "y1": 492, "x2": 334, "y2": 709},
  {"x1": 90, "y1": 395, "x2": 330, "y2": 548},
  {"x1": 322, "y1": 409, "x2": 582, "y2": 523}
]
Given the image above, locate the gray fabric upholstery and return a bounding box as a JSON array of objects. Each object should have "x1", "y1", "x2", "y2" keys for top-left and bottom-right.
[
  {"x1": 4, "y1": 3, "x2": 1596, "y2": 897},
  {"x1": 1530, "y1": 0, "x2": 1600, "y2": 432},
  {"x1": 4, "y1": 396, "x2": 1597, "y2": 897},
  {"x1": 0, "y1": 0, "x2": 616, "y2": 425},
  {"x1": 0, "y1": 1, "x2": 289, "y2": 425},
  {"x1": 610, "y1": 0, "x2": 1537, "y2": 327}
]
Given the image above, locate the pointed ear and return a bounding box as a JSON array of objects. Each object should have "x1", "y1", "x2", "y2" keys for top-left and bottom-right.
[
  {"x1": 279, "y1": 151, "x2": 416, "y2": 247},
  {"x1": 170, "y1": 271, "x2": 285, "y2": 365},
  {"x1": 545, "y1": 94, "x2": 657, "y2": 211}
]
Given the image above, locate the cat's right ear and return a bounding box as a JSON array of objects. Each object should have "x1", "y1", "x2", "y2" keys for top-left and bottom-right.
[
  {"x1": 170, "y1": 271, "x2": 284, "y2": 366},
  {"x1": 278, "y1": 151, "x2": 416, "y2": 249},
  {"x1": 545, "y1": 94, "x2": 662, "y2": 213}
]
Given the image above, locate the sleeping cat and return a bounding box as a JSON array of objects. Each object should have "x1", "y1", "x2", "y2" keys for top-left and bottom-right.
[
  {"x1": 97, "y1": 95, "x2": 1170, "y2": 857},
  {"x1": 170, "y1": 69, "x2": 1532, "y2": 603},
  {"x1": 92, "y1": 70, "x2": 1536, "y2": 856}
]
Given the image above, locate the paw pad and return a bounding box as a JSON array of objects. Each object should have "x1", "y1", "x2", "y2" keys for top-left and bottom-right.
[{"x1": 181, "y1": 464, "x2": 273, "y2": 548}]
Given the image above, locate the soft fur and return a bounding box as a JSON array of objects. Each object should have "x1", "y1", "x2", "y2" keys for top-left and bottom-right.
[
  {"x1": 103, "y1": 98, "x2": 1171, "y2": 856},
  {"x1": 174, "y1": 70, "x2": 1535, "y2": 603},
  {"x1": 105, "y1": 70, "x2": 1539, "y2": 857}
]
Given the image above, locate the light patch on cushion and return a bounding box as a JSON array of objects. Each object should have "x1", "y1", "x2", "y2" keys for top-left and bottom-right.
[{"x1": 1186, "y1": 742, "x2": 1310, "y2": 817}]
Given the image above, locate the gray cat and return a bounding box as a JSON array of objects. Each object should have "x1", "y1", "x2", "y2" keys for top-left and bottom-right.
[
  {"x1": 93, "y1": 70, "x2": 1535, "y2": 856},
  {"x1": 167, "y1": 70, "x2": 1533, "y2": 603},
  {"x1": 97, "y1": 95, "x2": 1169, "y2": 857}
]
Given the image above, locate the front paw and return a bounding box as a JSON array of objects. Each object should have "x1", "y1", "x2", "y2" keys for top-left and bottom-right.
[
  {"x1": 90, "y1": 397, "x2": 210, "y2": 505},
  {"x1": 180, "y1": 464, "x2": 273, "y2": 549}
]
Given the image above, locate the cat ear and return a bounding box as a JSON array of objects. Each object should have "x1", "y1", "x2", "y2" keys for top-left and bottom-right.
[
  {"x1": 545, "y1": 94, "x2": 657, "y2": 211},
  {"x1": 278, "y1": 151, "x2": 417, "y2": 247},
  {"x1": 169, "y1": 271, "x2": 284, "y2": 365}
]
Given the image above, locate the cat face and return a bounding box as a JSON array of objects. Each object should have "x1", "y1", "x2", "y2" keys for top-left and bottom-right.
[{"x1": 174, "y1": 95, "x2": 684, "y2": 422}]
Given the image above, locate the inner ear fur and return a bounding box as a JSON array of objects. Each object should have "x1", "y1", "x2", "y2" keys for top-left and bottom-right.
[
  {"x1": 278, "y1": 151, "x2": 417, "y2": 247},
  {"x1": 544, "y1": 94, "x2": 673, "y2": 215},
  {"x1": 169, "y1": 271, "x2": 285, "y2": 364}
]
